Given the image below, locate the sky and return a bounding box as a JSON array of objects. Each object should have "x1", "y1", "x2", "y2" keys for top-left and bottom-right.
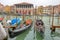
[{"x1": 0, "y1": 0, "x2": 60, "y2": 6}]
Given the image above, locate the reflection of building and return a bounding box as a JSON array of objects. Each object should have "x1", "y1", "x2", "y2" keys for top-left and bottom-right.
[
  {"x1": 14, "y1": 2, "x2": 34, "y2": 15},
  {"x1": 0, "y1": 3, "x2": 4, "y2": 13}
]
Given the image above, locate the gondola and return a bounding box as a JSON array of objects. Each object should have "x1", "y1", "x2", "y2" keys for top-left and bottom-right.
[
  {"x1": 8, "y1": 19, "x2": 32, "y2": 38},
  {"x1": 35, "y1": 19, "x2": 45, "y2": 38},
  {"x1": 35, "y1": 19, "x2": 44, "y2": 30}
]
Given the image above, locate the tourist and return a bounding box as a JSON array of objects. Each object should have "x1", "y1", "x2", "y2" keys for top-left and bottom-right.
[{"x1": 0, "y1": 23, "x2": 7, "y2": 40}]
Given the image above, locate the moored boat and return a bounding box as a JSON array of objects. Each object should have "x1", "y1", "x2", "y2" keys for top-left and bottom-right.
[
  {"x1": 8, "y1": 19, "x2": 32, "y2": 38},
  {"x1": 35, "y1": 19, "x2": 45, "y2": 38}
]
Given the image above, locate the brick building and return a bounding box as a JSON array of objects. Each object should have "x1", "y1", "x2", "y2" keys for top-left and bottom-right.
[
  {"x1": 53, "y1": 5, "x2": 60, "y2": 16},
  {"x1": 37, "y1": 6, "x2": 43, "y2": 15},
  {"x1": 37, "y1": 4, "x2": 60, "y2": 16},
  {"x1": 0, "y1": 3, "x2": 4, "y2": 13},
  {"x1": 14, "y1": 2, "x2": 34, "y2": 15}
]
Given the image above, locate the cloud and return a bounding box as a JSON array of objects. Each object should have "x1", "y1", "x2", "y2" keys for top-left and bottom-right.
[{"x1": 0, "y1": 0, "x2": 60, "y2": 6}]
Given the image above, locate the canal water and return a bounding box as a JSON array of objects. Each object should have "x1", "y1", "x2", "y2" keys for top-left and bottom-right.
[{"x1": 0, "y1": 15, "x2": 60, "y2": 40}]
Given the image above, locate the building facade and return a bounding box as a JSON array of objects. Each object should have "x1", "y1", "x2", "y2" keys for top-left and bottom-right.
[
  {"x1": 10, "y1": 5, "x2": 15, "y2": 13},
  {"x1": 14, "y1": 2, "x2": 34, "y2": 15},
  {"x1": 54, "y1": 5, "x2": 60, "y2": 15},
  {"x1": 0, "y1": 3, "x2": 4, "y2": 13},
  {"x1": 37, "y1": 6, "x2": 53, "y2": 15},
  {"x1": 42, "y1": 5, "x2": 60, "y2": 16},
  {"x1": 37, "y1": 6, "x2": 43, "y2": 15},
  {"x1": 4, "y1": 5, "x2": 11, "y2": 14},
  {"x1": 42, "y1": 6, "x2": 52, "y2": 15}
]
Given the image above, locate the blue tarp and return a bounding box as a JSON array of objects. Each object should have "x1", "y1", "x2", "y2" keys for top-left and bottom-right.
[{"x1": 11, "y1": 18, "x2": 22, "y2": 26}]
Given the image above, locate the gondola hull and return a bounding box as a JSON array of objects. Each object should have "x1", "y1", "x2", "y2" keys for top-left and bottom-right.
[
  {"x1": 8, "y1": 24, "x2": 32, "y2": 38},
  {"x1": 35, "y1": 19, "x2": 45, "y2": 38}
]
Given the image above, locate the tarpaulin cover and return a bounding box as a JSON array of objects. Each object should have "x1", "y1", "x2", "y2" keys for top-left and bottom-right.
[
  {"x1": 25, "y1": 19, "x2": 32, "y2": 25},
  {"x1": 11, "y1": 18, "x2": 22, "y2": 26},
  {"x1": 0, "y1": 18, "x2": 4, "y2": 21}
]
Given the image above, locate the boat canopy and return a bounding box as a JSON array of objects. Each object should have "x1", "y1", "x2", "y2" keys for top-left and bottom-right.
[
  {"x1": 25, "y1": 19, "x2": 32, "y2": 25},
  {"x1": 0, "y1": 18, "x2": 4, "y2": 21},
  {"x1": 11, "y1": 18, "x2": 22, "y2": 26}
]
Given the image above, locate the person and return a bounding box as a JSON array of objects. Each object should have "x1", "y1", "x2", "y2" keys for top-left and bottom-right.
[
  {"x1": 50, "y1": 27, "x2": 56, "y2": 34},
  {"x1": 36, "y1": 20, "x2": 44, "y2": 26},
  {"x1": 6, "y1": 20, "x2": 11, "y2": 26},
  {"x1": 0, "y1": 23, "x2": 7, "y2": 40}
]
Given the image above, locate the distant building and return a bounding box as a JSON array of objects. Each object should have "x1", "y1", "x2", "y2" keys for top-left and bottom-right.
[
  {"x1": 53, "y1": 5, "x2": 60, "y2": 15},
  {"x1": 10, "y1": 5, "x2": 15, "y2": 13},
  {"x1": 42, "y1": 5, "x2": 60, "y2": 16},
  {"x1": 0, "y1": 3, "x2": 4, "y2": 13},
  {"x1": 37, "y1": 6, "x2": 43, "y2": 15},
  {"x1": 0, "y1": 2, "x2": 60, "y2": 16},
  {"x1": 4, "y1": 5, "x2": 11, "y2": 13},
  {"x1": 42, "y1": 6, "x2": 52, "y2": 15},
  {"x1": 14, "y1": 2, "x2": 34, "y2": 15},
  {"x1": 36, "y1": 6, "x2": 53, "y2": 15}
]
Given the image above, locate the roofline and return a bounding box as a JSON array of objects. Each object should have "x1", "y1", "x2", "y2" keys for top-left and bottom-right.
[{"x1": 14, "y1": 2, "x2": 33, "y2": 5}]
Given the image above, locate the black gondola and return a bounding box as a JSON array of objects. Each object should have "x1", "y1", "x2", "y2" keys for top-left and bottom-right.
[
  {"x1": 35, "y1": 19, "x2": 45, "y2": 38},
  {"x1": 8, "y1": 19, "x2": 32, "y2": 38}
]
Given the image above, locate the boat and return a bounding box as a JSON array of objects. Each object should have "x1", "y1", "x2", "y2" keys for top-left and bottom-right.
[
  {"x1": 8, "y1": 19, "x2": 32, "y2": 38},
  {"x1": 35, "y1": 19, "x2": 45, "y2": 38},
  {"x1": 10, "y1": 18, "x2": 22, "y2": 26},
  {"x1": 35, "y1": 19, "x2": 44, "y2": 30}
]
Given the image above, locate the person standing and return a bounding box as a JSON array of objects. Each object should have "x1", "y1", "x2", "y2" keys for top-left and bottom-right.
[{"x1": 0, "y1": 23, "x2": 7, "y2": 40}]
